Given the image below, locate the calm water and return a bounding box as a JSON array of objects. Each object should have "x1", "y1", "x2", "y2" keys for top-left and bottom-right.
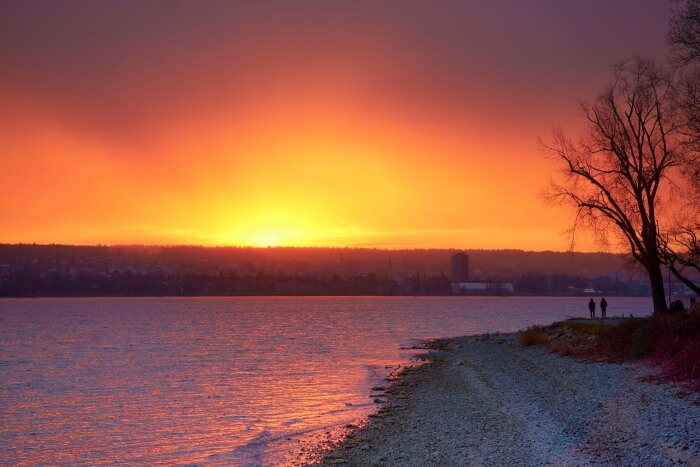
[{"x1": 0, "y1": 296, "x2": 652, "y2": 466}]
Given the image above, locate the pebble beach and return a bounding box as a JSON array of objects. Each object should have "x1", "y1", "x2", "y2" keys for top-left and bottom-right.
[{"x1": 314, "y1": 333, "x2": 700, "y2": 466}]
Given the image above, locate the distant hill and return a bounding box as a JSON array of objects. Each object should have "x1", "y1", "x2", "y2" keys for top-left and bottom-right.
[{"x1": 0, "y1": 243, "x2": 637, "y2": 279}]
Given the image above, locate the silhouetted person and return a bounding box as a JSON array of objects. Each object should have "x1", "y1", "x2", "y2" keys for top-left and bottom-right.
[
  {"x1": 588, "y1": 298, "x2": 596, "y2": 318},
  {"x1": 600, "y1": 297, "x2": 607, "y2": 318}
]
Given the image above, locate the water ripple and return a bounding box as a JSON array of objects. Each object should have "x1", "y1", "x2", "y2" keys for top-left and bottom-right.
[{"x1": 0, "y1": 296, "x2": 651, "y2": 465}]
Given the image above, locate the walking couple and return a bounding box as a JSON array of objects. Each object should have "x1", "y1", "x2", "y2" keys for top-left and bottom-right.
[{"x1": 588, "y1": 297, "x2": 607, "y2": 318}]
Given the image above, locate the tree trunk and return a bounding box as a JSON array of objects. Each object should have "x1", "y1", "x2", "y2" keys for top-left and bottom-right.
[{"x1": 648, "y1": 264, "x2": 668, "y2": 314}]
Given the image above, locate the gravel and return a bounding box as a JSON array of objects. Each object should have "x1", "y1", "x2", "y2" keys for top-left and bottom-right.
[{"x1": 315, "y1": 333, "x2": 700, "y2": 466}]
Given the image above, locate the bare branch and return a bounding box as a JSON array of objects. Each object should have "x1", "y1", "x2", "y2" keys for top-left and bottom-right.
[{"x1": 542, "y1": 57, "x2": 687, "y2": 313}]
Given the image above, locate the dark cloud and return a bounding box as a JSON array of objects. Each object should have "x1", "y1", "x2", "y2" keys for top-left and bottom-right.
[{"x1": 0, "y1": 1, "x2": 671, "y2": 143}]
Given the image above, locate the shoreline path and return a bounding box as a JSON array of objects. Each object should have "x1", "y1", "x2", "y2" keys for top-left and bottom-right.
[{"x1": 315, "y1": 333, "x2": 700, "y2": 466}]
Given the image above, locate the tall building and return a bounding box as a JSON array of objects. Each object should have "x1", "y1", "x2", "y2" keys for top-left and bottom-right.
[{"x1": 451, "y1": 252, "x2": 469, "y2": 283}]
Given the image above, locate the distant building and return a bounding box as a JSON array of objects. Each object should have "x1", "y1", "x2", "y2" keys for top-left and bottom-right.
[
  {"x1": 449, "y1": 252, "x2": 512, "y2": 295},
  {"x1": 451, "y1": 282, "x2": 514, "y2": 295},
  {"x1": 451, "y1": 252, "x2": 469, "y2": 283},
  {"x1": 453, "y1": 282, "x2": 487, "y2": 293}
]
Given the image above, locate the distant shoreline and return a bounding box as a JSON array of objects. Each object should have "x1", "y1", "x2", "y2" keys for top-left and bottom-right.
[
  {"x1": 2, "y1": 243, "x2": 652, "y2": 297},
  {"x1": 313, "y1": 332, "x2": 700, "y2": 466},
  {"x1": 0, "y1": 293, "x2": 655, "y2": 298}
]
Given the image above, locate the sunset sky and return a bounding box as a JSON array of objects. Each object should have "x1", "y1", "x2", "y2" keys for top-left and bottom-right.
[{"x1": 0, "y1": 1, "x2": 672, "y2": 251}]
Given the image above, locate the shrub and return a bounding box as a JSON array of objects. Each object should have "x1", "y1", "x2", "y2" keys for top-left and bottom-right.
[
  {"x1": 541, "y1": 311, "x2": 700, "y2": 390},
  {"x1": 596, "y1": 318, "x2": 653, "y2": 361},
  {"x1": 519, "y1": 325, "x2": 549, "y2": 347},
  {"x1": 647, "y1": 312, "x2": 700, "y2": 387},
  {"x1": 549, "y1": 336, "x2": 587, "y2": 357}
]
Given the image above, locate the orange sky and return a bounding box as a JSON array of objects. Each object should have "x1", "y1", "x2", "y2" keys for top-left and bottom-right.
[{"x1": 0, "y1": 1, "x2": 671, "y2": 251}]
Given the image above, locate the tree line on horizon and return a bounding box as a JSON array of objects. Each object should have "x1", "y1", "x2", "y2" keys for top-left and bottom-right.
[
  {"x1": 0, "y1": 242, "x2": 638, "y2": 276},
  {"x1": 0, "y1": 263, "x2": 635, "y2": 298},
  {"x1": 0, "y1": 243, "x2": 650, "y2": 297}
]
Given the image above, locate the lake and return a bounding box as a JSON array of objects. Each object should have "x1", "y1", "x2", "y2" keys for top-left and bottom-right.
[{"x1": 0, "y1": 296, "x2": 652, "y2": 466}]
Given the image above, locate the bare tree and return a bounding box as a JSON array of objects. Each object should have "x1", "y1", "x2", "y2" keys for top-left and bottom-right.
[
  {"x1": 669, "y1": 0, "x2": 700, "y2": 66},
  {"x1": 666, "y1": 0, "x2": 700, "y2": 296},
  {"x1": 542, "y1": 58, "x2": 682, "y2": 313},
  {"x1": 669, "y1": 0, "x2": 700, "y2": 195}
]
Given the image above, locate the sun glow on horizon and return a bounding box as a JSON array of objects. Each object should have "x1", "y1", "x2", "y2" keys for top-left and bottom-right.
[
  {"x1": 0, "y1": 105, "x2": 600, "y2": 252},
  {"x1": 0, "y1": 2, "x2": 670, "y2": 253}
]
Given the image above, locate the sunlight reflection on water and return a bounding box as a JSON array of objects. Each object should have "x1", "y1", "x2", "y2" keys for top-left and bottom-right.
[{"x1": 0, "y1": 296, "x2": 651, "y2": 465}]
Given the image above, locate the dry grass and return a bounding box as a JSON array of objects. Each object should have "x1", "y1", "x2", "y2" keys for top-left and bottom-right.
[
  {"x1": 548, "y1": 333, "x2": 596, "y2": 358},
  {"x1": 550, "y1": 320, "x2": 609, "y2": 334},
  {"x1": 530, "y1": 311, "x2": 700, "y2": 391},
  {"x1": 518, "y1": 325, "x2": 549, "y2": 347}
]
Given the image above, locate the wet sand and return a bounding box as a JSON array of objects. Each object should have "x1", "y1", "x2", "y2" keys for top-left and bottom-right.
[{"x1": 312, "y1": 333, "x2": 700, "y2": 466}]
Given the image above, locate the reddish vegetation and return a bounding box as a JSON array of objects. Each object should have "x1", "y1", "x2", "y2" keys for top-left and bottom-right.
[
  {"x1": 522, "y1": 307, "x2": 700, "y2": 391},
  {"x1": 647, "y1": 312, "x2": 700, "y2": 389}
]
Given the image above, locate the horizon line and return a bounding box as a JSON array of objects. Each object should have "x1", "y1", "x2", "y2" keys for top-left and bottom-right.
[{"x1": 0, "y1": 241, "x2": 625, "y2": 255}]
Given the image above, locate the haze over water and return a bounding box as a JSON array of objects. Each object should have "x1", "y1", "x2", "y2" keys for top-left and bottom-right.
[{"x1": 1, "y1": 296, "x2": 652, "y2": 465}]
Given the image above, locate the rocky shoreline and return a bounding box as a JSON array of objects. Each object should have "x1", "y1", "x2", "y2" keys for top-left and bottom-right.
[{"x1": 312, "y1": 333, "x2": 700, "y2": 466}]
